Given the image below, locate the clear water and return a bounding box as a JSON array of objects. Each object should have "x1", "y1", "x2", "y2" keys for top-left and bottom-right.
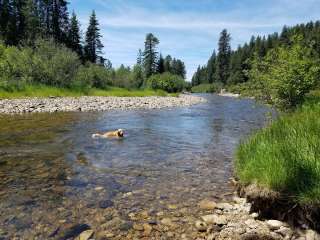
[{"x1": 0, "y1": 95, "x2": 274, "y2": 239}]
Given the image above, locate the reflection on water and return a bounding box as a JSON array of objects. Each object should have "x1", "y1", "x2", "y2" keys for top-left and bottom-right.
[{"x1": 0, "y1": 95, "x2": 274, "y2": 239}]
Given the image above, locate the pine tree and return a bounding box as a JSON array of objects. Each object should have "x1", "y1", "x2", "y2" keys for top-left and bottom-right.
[
  {"x1": 192, "y1": 66, "x2": 201, "y2": 86},
  {"x1": 157, "y1": 54, "x2": 165, "y2": 74},
  {"x1": 207, "y1": 51, "x2": 217, "y2": 83},
  {"x1": 84, "y1": 10, "x2": 104, "y2": 63},
  {"x1": 164, "y1": 55, "x2": 172, "y2": 72},
  {"x1": 22, "y1": 0, "x2": 42, "y2": 42},
  {"x1": 68, "y1": 11, "x2": 82, "y2": 57},
  {"x1": 137, "y1": 49, "x2": 143, "y2": 66},
  {"x1": 52, "y1": 0, "x2": 69, "y2": 42},
  {"x1": 175, "y1": 59, "x2": 186, "y2": 78},
  {"x1": 143, "y1": 33, "x2": 159, "y2": 78},
  {"x1": 216, "y1": 29, "x2": 231, "y2": 84}
]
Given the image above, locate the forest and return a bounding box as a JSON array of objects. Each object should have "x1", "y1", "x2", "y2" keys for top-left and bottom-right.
[
  {"x1": 192, "y1": 22, "x2": 320, "y2": 108},
  {"x1": 0, "y1": 0, "x2": 187, "y2": 96}
]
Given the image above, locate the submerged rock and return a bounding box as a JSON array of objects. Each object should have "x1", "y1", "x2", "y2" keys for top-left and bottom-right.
[
  {"x1": 199, "y1": 199, "x2": 217, "y2": 210},
  {"x1": 98, "y1": 200, "x2": 114, "y2": 209},
  {"x1": 195, "y1": 220, "x2": 207, "y2": 232},
  {"x1": 59, "y1": 224, "x2": 91, "y2": 240},
  {"x1": 78, "y1": 230, "x2": 94, "y2": 240}
]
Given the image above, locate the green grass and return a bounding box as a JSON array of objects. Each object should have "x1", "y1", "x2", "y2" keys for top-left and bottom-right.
[
  {"x1": 236, "y1": 95, "x2": 320, "y2": 205},
  {"x1": 0, "y1": 85, "x2": 175, "y2": 99},
  {"x1": 191, "y1": 84, "x2": 218, "y2": 93}
]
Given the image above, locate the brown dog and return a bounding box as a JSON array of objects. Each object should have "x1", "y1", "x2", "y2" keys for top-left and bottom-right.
[{"x1": 92, "y1": 129, "x2": 124, "y2": 139}]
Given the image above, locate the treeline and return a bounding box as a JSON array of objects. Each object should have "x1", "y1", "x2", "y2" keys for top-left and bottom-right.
[
  {"x1": 0, "y1": 0, "x2": 187, "y2": 93},
  {"x1": 192, "y1": 21, "x2": 320, "y2": 107}
]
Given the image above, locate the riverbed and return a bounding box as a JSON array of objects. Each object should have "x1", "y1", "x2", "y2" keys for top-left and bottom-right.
[{"x1": 0, "y1": 94, "x2": 273, "y2": 239}]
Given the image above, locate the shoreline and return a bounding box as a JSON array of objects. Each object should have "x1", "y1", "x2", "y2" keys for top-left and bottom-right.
[{"x1": 0, "y1": 94, "x2": 206, "y2": 114}]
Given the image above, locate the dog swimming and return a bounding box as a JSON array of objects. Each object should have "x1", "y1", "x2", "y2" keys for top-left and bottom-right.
[{"x1": 92, "y1": 129, "x2": 124, "y2": 139}]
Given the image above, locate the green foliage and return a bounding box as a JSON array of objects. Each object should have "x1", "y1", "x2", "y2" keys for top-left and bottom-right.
[
  {"x1": 147, "y1": 73, "x2": 185, "y2": 93},
  {"x1": 236, "y1": 101, "x2": 320, "y2": 205},
  {"x1": 191, "y1": 83, "x2": 220, "y2": 93},
  {"x1": 32, "y1": 39, "x2": 81, "y2": 88},
  {"x1": 0, "y1": 39, "x2": 111, "y2": 91},
  {"x1": 249, "y1": 38, "x2": 320, "y2": 108}
]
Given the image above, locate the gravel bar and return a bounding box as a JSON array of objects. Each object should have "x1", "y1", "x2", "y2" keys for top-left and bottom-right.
[{"x1": 0, "y1": 95, "x2": 206, "y2": 114}]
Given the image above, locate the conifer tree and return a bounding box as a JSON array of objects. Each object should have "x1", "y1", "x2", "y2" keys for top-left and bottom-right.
[
  {"x1": 164, "y1": 55, "x2": 172, "y2": 72},
  {"x1": 22, "y1": 0, "x2": 42, "y2": 42},
  {"x1": 143, "y1": 33, "x2": 159, "y2": 78},
  {"x1": 157, "y1": 54, "x2": 165, "y2": 74},
  {"x1": 207, "y1": 51, "x2": 217, "y2": 83},
  {"x1": 84, "y1": 10, "x2": 104, "y2": 63},
  {"x1": 68, "y1": 11, "x2": 82, "y2": 57},
  {"x1": 137, "y1": 49, "x2": 143, "y2": 66},
  {"x1": 216, "y1": 29, "x2": 231, "y2": 84}
]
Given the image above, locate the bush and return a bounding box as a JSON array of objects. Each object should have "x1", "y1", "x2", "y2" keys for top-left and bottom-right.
[
  {"x1": 249, "y1": 36, "x2": 320, "y2": 108},
  {"x1": 31, "y1": 39, "x2": 81, "y2": 88},
  {"x1": 74, "y1": 63, "x2": 113, "y2": 90},
  {"x1": 236, "y1": 102, "x2": 320, "y2": 205},
  {"x1": 191, "y1": 83, "x2": 221, "y2": 93},
  {"x1": 0, "y1": 44, "x2": 33, "y2": 90},
  {"x1": 147, "y1": 73, "x2": 185, "y2": 93}
]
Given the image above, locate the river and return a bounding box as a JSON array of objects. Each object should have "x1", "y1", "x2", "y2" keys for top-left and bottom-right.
[{"x1": 0, "y1": 94, "x2": 274, "y2": 239}]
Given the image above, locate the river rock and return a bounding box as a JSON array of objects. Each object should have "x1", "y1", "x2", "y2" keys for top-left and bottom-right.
[
  {"x1": 305, "y1": 230, "x2": 320, "y2": 240},
  {"x1": 78, "y1": 230, "x2": 94, "y2": 240},
  {"x1": 266, "y1": 220, "x2": 287, "y2": 230},
  {"x1": 202, "y1": 214, "x2": 228, "y2": 226},
  {"x1": 59, "y1": 224, "x2": 91, "y2": 240},
  {"x1": 143, "y1": 223, "x2": 152, "y2": 236},
  {"x1": 195, "y1": 220, "x2": 207, "y2": 232},
  {"x1": 199, "y1": 199, "x2": 217, "y2": 210},
  {"x1": 98, "y1": 200, "x2": 114, "y2": 209},
  {"x1": 216, "y1": 202, "x2": 233, "y2": 211},
  {"x1": 161, "y1": 218, "x2": 173, "y2": 226}
]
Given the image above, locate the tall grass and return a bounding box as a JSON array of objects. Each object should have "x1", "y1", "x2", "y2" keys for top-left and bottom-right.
[
  {"x1": 236, "y1": 97, "x2": 320, "y2": 205},
  {"x1": 0, "y1": 85, "x2": 173, "y2": 99},
  {"x1": 191, "y1": 83, "x2": 220, "y2": 93}
]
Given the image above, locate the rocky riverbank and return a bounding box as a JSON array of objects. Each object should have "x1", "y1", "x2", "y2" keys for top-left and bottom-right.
[
  {"x1": 0, "y1": 95, "x2": 206, "y2": 114},
  {"x1": 46, "y1": 194, "x2": 320, "y2": 240}
]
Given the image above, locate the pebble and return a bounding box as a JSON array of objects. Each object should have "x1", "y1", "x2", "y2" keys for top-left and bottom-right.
[
  {"x1": 98, "y1": 200, "x2": 114, "y2": 209},
  {"x1": 195, "y1": 220, "x2": 207, "y2": 232},
  {"x1": 143, "y1": 223, "x2": 152, "y2": 236},
  {"x1": 266, "y1": 220, "x2": 287, "y2": 230},
  {"x1": 78, "y1": 230, "x2": 94, "y2": 240},
  {"x1": 0, "y1": 95, "x2": 206, "y2": 114},
  {"x1": 199, "y1": 200, "x2": 217, "y2": 210}
]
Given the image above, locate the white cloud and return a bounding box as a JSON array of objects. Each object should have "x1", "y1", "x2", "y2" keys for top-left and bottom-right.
[{"x1": 72, "y1": 0, "x2": 320, "y2": 80}]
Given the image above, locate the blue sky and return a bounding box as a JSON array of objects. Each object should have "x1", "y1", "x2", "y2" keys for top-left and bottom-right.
[{"x1": 69, "y1": 0, "x2": 320, "y2": 80}]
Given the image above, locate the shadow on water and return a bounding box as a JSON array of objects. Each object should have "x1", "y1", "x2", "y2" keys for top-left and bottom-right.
[{"x1": 0, "y1": 94, "x2": 275, "y2": 238}]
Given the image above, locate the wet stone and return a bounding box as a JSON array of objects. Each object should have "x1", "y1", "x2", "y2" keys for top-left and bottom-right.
[
  {"x1": 98, "y1": 200, "x2": 114, "y2": 209},
  {"x1": 119, "y1": 221, "x2": 133, "y2": 231},
  {"x1": 59, "y1": 224, "x2": 91, "y2": 240}
]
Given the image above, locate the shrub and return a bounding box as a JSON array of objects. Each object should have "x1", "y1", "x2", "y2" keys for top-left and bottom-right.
[
  {"x1": 147, "y1": 73, "x2": 185, "y2": 93},
  {"x1": 31, "y1": 39, "x2": 81, "y2": 88},
  {"x1": 0, "y1": 44, "x2": 33, "y2": 90},
  {"x1": 249, "y1": 36, "x2": 320, "y2": 108},
  {"x1": 191, "y1": 83, "x2": 221, "y2": 93}
]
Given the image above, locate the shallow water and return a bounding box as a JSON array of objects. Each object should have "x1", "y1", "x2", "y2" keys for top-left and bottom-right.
[{"x1": 0, "y1": 95, "x2": 274, "y2": 239}]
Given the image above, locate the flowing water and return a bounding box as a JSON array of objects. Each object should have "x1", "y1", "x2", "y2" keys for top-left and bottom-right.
[{"x1": 0, "y1": 95, "x2": 274, "y2": 239}]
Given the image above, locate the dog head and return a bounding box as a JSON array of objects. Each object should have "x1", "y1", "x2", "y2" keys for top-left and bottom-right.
[{"x1": 117, "y1": 129, "x2": 124, "y2": 137}]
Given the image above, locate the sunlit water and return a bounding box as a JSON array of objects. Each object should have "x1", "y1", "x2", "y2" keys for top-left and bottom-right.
[{"x1": 0, "y1": 95, "x2": 274, "y2": 239}]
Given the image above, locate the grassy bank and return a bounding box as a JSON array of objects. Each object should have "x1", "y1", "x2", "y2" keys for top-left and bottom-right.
[
  {"x1": 191, "y1": 83, "x2": 220, "y2": 93},
  {"x1": 236, "y1": 92, "x2": 320, "y2": 205},
  {"x1": 0, "y1": 85, "x2": 175, "y2": 99}
]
